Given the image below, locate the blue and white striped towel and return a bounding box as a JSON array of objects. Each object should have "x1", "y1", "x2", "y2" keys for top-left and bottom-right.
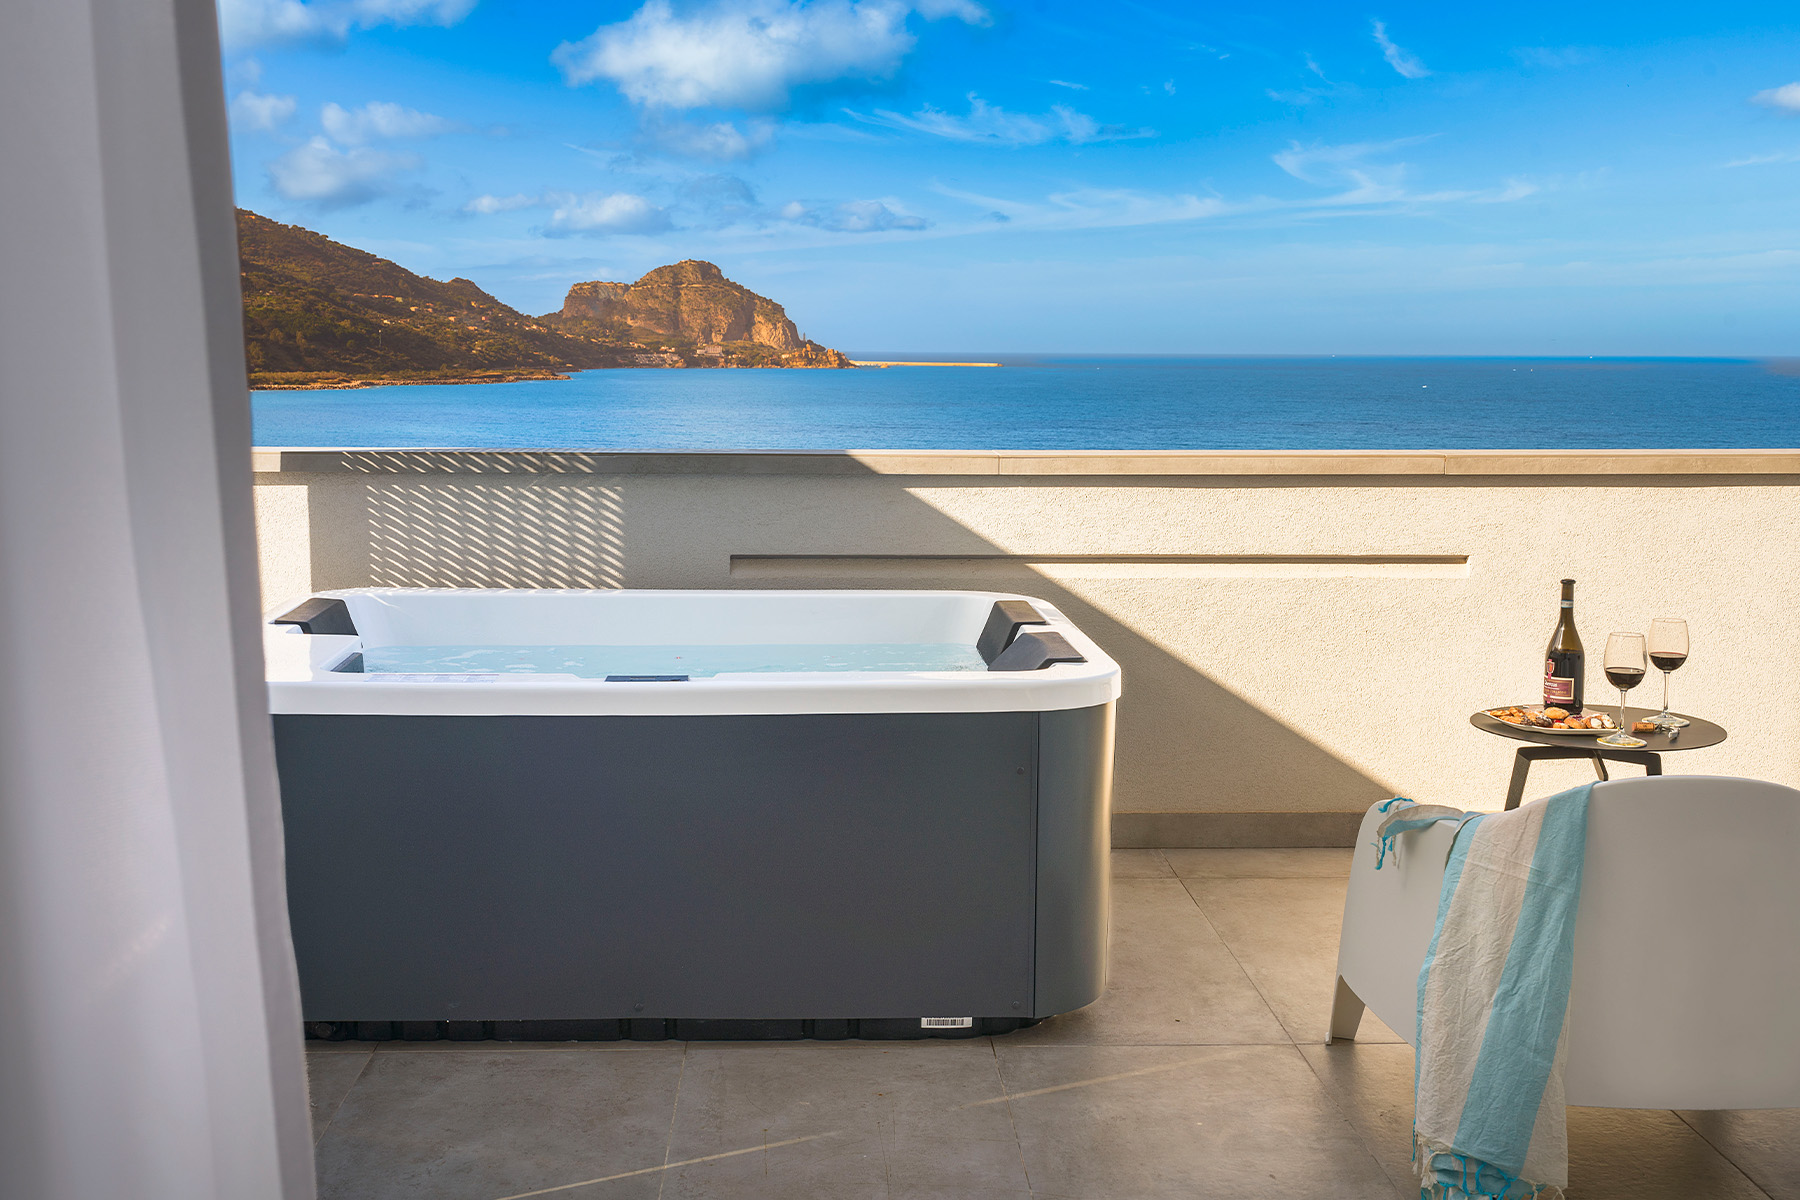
[{"x1": 1376, "y1": 784, "x2": 1592, "y2": 1200}]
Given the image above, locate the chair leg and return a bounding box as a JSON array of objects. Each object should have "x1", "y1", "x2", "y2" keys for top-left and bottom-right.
[{"x1": 1328, "y1": 975, "x2": 1365, "y2": 1043}]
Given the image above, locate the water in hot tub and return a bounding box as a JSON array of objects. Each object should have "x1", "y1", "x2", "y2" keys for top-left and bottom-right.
[{"x1": 360, "y1": 643, "x2": 989, "y2": 677}]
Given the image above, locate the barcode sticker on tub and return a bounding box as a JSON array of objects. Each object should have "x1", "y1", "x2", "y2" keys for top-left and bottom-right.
[{"x1": 921, "y1": 1017, "x2": 974, "y2": 1029}]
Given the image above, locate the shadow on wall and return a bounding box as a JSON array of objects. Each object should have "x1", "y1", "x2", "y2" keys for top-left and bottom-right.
[
  {"x1": 363, "y1": 478, "x2": 625, "y2": 588},
  {"x1": 299, "y1": 451, "x2": 627, "y2": 588},
  {"x1": 299, "y1": 452, "x2": 1393, "y2": 832}
]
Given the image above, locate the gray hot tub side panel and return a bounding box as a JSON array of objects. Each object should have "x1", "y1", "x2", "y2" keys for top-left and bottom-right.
[
  {"x1": 1033, "y1": 702, "x2": 1115, "y2": 1017},
  {"x1": 275, "y1": 709, "x2": 1113, "y2": 1023}
]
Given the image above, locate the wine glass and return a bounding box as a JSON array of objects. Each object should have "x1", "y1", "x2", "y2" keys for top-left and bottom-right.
[
  {"x1": 1597, "y1": 632, "x2": 1648, "y2": 749},
  {"x1": 1647, "y1": 618, "x2": 1690, "y2": 729}
]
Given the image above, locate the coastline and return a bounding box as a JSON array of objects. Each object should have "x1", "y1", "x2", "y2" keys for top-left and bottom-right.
[
  {"x1": 851, "y1": 360, "x2": 1001, "y2": 368},
  {"x1": 250, "y1": 358, "x2": 859, "y2": 390},
  {"x1": 251, "y1": 369, "x2": 573, "y2": 390}
]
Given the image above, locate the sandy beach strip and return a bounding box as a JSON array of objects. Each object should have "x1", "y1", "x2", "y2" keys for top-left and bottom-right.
[{"x1": 850, "y1": 360, "x2": 1002, "y2": 367}]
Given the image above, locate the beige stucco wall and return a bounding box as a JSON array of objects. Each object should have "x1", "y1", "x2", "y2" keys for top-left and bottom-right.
[{"x1": 252, "y1": 450, "x2": 1800, "y2": 830}]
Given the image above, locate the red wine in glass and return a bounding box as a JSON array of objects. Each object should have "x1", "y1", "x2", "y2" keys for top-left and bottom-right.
[
  {"x1": 1647, "y1": 618, "x2": 1690, "y2": 729},
  {"x1": 1605, "y1": 666, "x2": 1645, "y2": 689},
  {"x1": 1598, "y1": 632, "x2": 1648, "y2": 748}
]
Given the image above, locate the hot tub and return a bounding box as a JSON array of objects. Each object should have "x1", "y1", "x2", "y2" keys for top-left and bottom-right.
[{"x1": 267, "y1": 588, "x2": 1120, "y2": 1041}]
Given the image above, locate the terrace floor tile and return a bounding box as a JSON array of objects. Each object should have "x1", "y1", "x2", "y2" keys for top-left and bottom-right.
[
  {"x1": 1567, "y1": 1107, "x2": 1772, "y2": 1200},
  {"x1": 1004, "y1": 879, "x2": 1289, "y2": 1046},
  {"x1": 1109, "y1": 848, "x2": 1174, "y2": 879},
  {"x1": 1301, "y1": 1041, "x2": 1786, "y2": 1200},
  {"x1": 313, "y1": 1047, "x2": 684, "y2": 1200},
  {"x1": 995, "y1": 1043, "x2": 1404, "y2": 1199},
  {"x1": 1677, "y1": 1109, "x2": 1800, "y2": 1200},
  {"x1": 1183, "y1": 874, "x2": 1404, "y2": 1045},
  {"x1": 658, "y1": 1041, "x2": 1029, "y2": 1199},
  {"x1": 1163, "y1": 847, "x2": 1355, "y2": 878},
  {"x1": 306, "y1": 1046, "x2": 374, "y2": 1144},
  {"x1": 1298, "y1": 1041, "x2": 1419, "y2": 1195}
]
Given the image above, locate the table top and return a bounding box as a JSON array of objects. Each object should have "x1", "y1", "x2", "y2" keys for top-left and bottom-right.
[{"x1": 1470, "y1": 706, "x2": 1727, "y2": 753}]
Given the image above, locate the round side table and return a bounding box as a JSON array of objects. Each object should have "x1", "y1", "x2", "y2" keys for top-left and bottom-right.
[{"x1": 1469, "y1": 707, "x2": 1727, "y2": 811}]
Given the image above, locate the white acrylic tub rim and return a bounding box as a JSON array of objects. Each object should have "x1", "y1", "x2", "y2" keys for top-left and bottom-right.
[{"x1": 265, "y1": 588, "x2": 1122, "y2": 717}]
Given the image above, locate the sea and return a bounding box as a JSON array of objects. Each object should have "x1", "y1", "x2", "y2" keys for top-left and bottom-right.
[{"x1": 251, "y1": 356, "x2": 1800, "y2": 450}]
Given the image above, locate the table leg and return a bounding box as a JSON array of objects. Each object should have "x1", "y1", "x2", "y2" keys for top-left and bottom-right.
[
  {"x1": 1500, "y1": 745, "x2": 1668, "y2": 811},
  {"x1": 1505, "y1": 750, "x2": 1533, "y2": 811},
  {"x1": 1592, "y1": 749, "x2": 1662, "y2": 778}
]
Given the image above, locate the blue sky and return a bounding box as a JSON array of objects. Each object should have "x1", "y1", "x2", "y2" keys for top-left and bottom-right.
[{"x1": 220, "y1": 0, "x2": 1800, "y2": 353}]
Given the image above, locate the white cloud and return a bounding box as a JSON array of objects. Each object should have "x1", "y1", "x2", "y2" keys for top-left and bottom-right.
[
  {"x1": 910, "y1": 0, "x2": 985, "y2": 18},
  {"x1": 1267, "y1": 85, "x2": 1336, "y2": 107},
  {"x1": 355, "y1": 0, "x2": 476, "y2": 19},
  {"x1": 779, "y1": 197, "x2": 928, "y2": 231},
  {"x1": 1477, "y1": 178, "x2": 1540, "y2": 203},
  {"x1": 928, "y1": 162, "x2": 1535, "y2": 242},
  {"x1": 543, "y1": 191, "x2": 673, "y2": 235},
  {"x1": 1049, "y1": 79, "x2": 1088, "y2": 91},
  {"x1": 1371, "y1": 20, "x2": 1429, "y2": 79},
  {"x1": 266, "y1": 136, "x2": 421, "y2": 206},
  {"x1": 219, "y1": 0, "x2": 345, "y2": 48},
  {"x1": 468, "y1": 177, "x2": 921, "y2": 236},
  {"x1": 1272, "y1": 138, "x2": 1535, "y2": 208},
  {"x1": 218, "y1": 0, "x2": 477, "y2": 50},
  {"x1": 464, "y1": 193, "x2": 539, "y2": 213},
  {"x1": 682, "y1": 173, "x2": 763, "y2": 224},
  {"x1": 1751, "y1": 83, "x2": 1800, "y2": 113},
  {"x1": 1056, "y1": 107, "x2": 1106, "y2": 142},
  {"x1": 1268, "y1": 56, "x2": 1347, "y2": 107},
  {"x1": 866, "y1": 96, "x2": 1050, "y2": 143},
  {"x1": 934, "y1": 183, "x2": 1229, "y2": 233},
  {"x1": 230, "y1": 90, "x2": 297, "y2": 132},
  {"x1": 321, "y1": 101, "x2": 458, "y2": 144},
  {"x1": 1723, "y1": 148, "x2": 1800, "y2": 167},
  {"x1": 1272, "y1": 136, "x2": 1432, "y2": 184},
  {"x1": 642, "y1": 117, "x2": 777, "y2": 160},
  {"x1": 853, "y1": 94, "x2": 1151, "y2": 145},
  {"x1": 552, "y1": 0, "x2": 987, "y2": 111},
  {"x1": 1030, "y1": 188, "x2": 1228, "y2": 229}
]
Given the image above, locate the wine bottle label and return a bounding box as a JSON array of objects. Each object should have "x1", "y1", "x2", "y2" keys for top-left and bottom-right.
[{"x1": 1544, "y1": 661, "x2": 1575, "y2": 703}]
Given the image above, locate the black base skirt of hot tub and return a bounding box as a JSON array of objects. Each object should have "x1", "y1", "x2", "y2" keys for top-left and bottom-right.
[
  {"x1": 275, "y1": 704, "x2": 1113, "y2": 1036},
  {"x1": 303, "y1": 1016, "x2": 1043, "y2": 1042}
]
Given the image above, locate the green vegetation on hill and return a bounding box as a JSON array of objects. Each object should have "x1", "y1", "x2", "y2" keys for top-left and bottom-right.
[
  {"x1": 238, "y1": 210, "x2": 622, "y2": 386},
  {"x1": 236, "y1": 210, "x2": 853, "y2": 387}
]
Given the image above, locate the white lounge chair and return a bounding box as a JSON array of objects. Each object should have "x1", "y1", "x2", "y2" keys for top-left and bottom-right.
[{"x1": 1330, "y1": 775, "x2": 1800, "y2": 1109}]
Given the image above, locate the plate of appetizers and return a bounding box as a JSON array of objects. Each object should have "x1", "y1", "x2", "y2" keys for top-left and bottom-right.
[{"x1": 1484, "y1": 705, "x2": 1620, "y2": 734}]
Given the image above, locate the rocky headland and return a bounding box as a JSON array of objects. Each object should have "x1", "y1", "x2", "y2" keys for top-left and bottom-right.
[
  {"x1": 544, "y1": 260, "x2": 853, "y2": 370},
  {"x1": 236, "y1": 211, "x2": 852, "y2": 387}
]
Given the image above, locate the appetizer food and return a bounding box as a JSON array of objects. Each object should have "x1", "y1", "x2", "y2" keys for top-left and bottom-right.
[{"x1": 1486, "y1": 705, "x2": 1617, "y2": 731}]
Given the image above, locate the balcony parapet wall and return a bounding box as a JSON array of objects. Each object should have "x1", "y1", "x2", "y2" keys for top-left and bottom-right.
[
  {"x1": 253, "y1": 448, "x2": 1800, "y2": 845},
  {"x1": 252, "y1": 447, "x2": 1800, "y2": 477}
]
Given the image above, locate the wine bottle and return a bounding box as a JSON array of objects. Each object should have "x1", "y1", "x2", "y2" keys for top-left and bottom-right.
[{"x1": 1543, "y1": 578, "x2": 1585, "y2": 713}]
